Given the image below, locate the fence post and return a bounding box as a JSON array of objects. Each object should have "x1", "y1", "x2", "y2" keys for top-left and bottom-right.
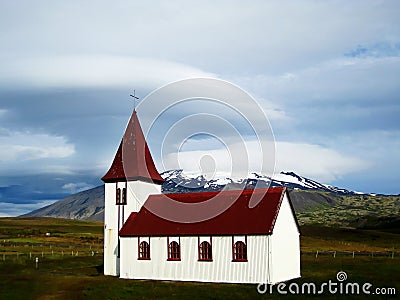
[
  {"x1": 352, "y1": 251, "x2": 355, "y2": 259},
  {"x1": 315, "y1": 251, "x2": 319, "y2": 259},
  {"x1": 333, "y1": 251, "x2": 336, "y2": 258}
]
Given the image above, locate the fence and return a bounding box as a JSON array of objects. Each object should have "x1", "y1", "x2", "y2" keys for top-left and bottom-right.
[
  {"x1": 303, "y1": 250, "x2": 397, "y2": 259},
  {"x1": 0, "y1": 240, "x2": 103, "y2": 263}
]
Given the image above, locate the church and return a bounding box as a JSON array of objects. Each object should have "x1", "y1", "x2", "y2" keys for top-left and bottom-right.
[{"x1": 102, "y1": 108, "x2": 301, "y2": 284}]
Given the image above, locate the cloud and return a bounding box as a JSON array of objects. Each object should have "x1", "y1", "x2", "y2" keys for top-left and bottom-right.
[
  {"x1": 0, "y1": 55, "x2": 216, "y2": 89},
  {"x1": 0, "y1": 1, "x2": 398, "y2": 197},
  {"x1": 275, "y1": 141, "x2": 369, "y2": 182},
  {"x1": 62, "y1": 182, "x2": 95, "y2": 194},
  {"x1": 161, "y1": 137, "x2": 368, "y2": 183},
  {"x1": 238, "y1": 55, "x2": 400, "y2": 107},
  {"x1": 0, "y1": 200, "x2": 58, "y2": 217},
  {"x1": 345, "y1": 42, "x2": 400, "y2": 58},
  {"x1": 0, "y1": 129, "x2": 74, "y2": 162},
  {"x1": 2, "y1": 2, "x2": 399, "y2": 76}
]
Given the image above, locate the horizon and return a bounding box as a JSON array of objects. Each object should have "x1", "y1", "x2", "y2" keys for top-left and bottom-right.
[{"x1": 1, "y1": 1, "x2": 399, "y2": 216}]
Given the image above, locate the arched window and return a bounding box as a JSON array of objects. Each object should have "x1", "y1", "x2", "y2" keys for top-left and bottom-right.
[
  {"x1": 168, "y1": 240, "x2": 181, "y2": 260},
  {"x1": 233, "y1": 241, "x2": 247, "y2": 261},
  {"x1": 116, "y1": 187, "x2": 127, "y2": 205},
  {"x1": 116, "y1": 188, "x2": 121, "y2": 204},
  {"x1": 121, "y1": 187, "x2": 127, "y2": 205},
  {"x1": 138, "y1": 241, "x2": 150, "y2": 260},
  {"x1": 198, "y1": 241, "x2": 212, "y2": 261}
]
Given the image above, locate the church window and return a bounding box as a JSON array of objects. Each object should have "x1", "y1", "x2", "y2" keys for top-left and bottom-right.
[
  {"x1": 232, "y1": 236, "x2": 248, "y2": 262},
  {"x1": 116, "y1": 187, "x2": 127, "y2": 205},
  {"x1": 138, "y1": 239, "x2": 150, "y2": 260},
  {"x1": 167, "y1": 237, "x2": 181, "y2": 261},
  {"x1": 121, "y1": 187, "x2": 127, "y2": 205},
  {"x1": 116, "y1": 188, "x2": 121, "y2": 204},
  {"x1": 198, "y1": 240, "x2": 212, "y2": 261}
]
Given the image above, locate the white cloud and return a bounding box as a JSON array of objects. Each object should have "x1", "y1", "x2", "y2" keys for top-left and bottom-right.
[
  {"x1": 62, "y1": 182, "x2": 94, "y2": 194},
  {"x1": 0, "y1": 55, "x2": 216, "y2": 89},
  {"x1": 0, "y1": 129, "x2": 74, "y2": 162},
  {"x1": 2, "y1": 2, "x2": 399, "y2": 76},
  {"x1": 161, "y1": 138, "x2": 368, "y2": 183},
  {"x1": 275, "y1": 141, "x2": 369, "y2": 182}
]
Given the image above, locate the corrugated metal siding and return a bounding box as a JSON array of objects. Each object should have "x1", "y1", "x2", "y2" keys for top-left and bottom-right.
[
  {"x1": 270, "y1": 194, "x2": 301, "y2": 284},
  {"x1": 120, "y1": 235, "x2": 273, "y2": 284}
]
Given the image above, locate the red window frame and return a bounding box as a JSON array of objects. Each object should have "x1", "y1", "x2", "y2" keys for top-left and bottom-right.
[
  {"x1": 138, "y1": 239, "x2": 150, "y2": 260},
  {"x1": 198, "y1": 237, "x2": 212, "y2": 261},
  {"x1": 232, "y1": 236, "x2": 248, "y2": 262},
  {"x1": 167, "y1": 237, "x2": 181, "y2": 261}
]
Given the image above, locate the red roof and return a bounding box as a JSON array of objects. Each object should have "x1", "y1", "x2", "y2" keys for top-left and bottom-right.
[
  {"x1": 102, "y1": 111, "x2": 164, "y2": 184},
  {"x1": 119, "y1": 187, "x2": 292, "y2": 237}
]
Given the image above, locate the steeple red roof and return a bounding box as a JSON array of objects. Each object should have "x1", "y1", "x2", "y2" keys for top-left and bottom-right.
[{"x1": 102, "y1": 110, "x2": 164, "y2": 185}]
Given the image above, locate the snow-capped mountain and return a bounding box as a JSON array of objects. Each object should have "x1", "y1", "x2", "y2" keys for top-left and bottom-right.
[
  {"x1": 161, "y1": 170, "x2": 361, "y2": 196},
  {"x1": 23, "y1": 170, "x2": 362, "y2": 221}
]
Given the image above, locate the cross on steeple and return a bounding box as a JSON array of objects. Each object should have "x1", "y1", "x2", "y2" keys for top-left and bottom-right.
[{"x1": 130, "y1": 90, "x2": 139, "y2": 110}]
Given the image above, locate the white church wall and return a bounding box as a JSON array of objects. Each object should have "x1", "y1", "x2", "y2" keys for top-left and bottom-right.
[
  {"x1": 104, "y1": 182, "x2": 119, "y2": 276},
  {"x1": 104, "y1": 180, "x2": 162, "y2": 276},
  {"x1": 125, "y1": 181, "x2": 162, "y2": 219},
  {"x1": 120, "y1": 235, "x2": 274, "y2": 284},
  {"x1": 269, "y1": 193, "x2": 301, "y2": 284}
]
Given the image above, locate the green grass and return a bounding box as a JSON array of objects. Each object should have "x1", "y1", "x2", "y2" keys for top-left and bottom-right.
[
  {"x1": 300, "y1": 225, "x2": 400, "y2": 252},
  {"x1": 0, "y1": 217, "x2": 399, "y2": 299},
  {"x1": 297, "y1": 194, "x2": 400, "y2": 229},
  {"x1": 0, "y1": 254, "x2": 398, "y2": 299}
]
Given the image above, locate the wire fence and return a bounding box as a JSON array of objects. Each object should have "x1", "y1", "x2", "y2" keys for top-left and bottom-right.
[
  {"x1": 1, "y1": 241, "x2": 398, "y2": 262},
  {"x1": 302, "y1": 250, "x2": 397, "y2": 259},
  {"x1": 0, "y1": 249, "x2": 104, "y2": 262},
  {"x1": 0, "y1": 240, "x2": 103, "y2": 263}
]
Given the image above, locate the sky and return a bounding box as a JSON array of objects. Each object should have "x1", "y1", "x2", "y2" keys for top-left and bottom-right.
[{"x1": 0, "y1": 1, "x2": 399, "y2": 216}]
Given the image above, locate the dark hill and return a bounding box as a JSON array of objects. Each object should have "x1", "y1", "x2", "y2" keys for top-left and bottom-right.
[{"x1": 23, "y1": 186, "x2": 104, "y2": 221}]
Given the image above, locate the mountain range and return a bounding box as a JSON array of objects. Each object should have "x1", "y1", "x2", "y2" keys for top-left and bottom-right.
[{"x1": 23, "y1": 170, "x2": 367, "y2": 221}]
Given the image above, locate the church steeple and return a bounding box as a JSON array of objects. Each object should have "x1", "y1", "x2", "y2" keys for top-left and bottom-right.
[{"x1": 102, "y1": 110, "x2": 164, "y2": 185}]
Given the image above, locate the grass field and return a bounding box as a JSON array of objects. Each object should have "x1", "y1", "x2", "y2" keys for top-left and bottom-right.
[
  {"x1": 296, "y1": 193, "x2": 400, "y2": 229},
  {"x1": 0, "y1": 217, "x2": 398, "y2": 299}
]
